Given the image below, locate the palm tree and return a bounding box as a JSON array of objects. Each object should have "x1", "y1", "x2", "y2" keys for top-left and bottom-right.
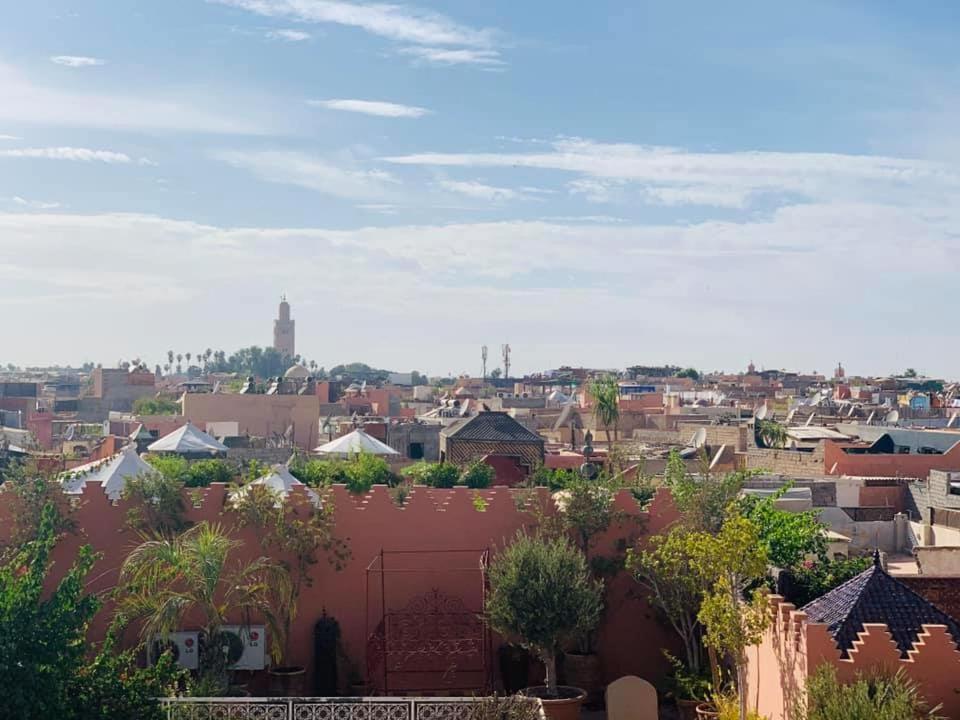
[
  {"x1": 588, "y1": 375, "x2": 620, "y2": 447},
  {"x1": 115, "y1": 522, "x2": 290, "y2": 691},
  {"x1": 167, "y1": 350, "x2": 174, "y2": 367},
  {"x1": 185, "y1": 352, "x2": 192, "y2": 367}
]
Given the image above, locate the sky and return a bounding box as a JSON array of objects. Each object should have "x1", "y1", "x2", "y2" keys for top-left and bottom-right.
[{"x1": 1, "y1": 1, "x2": 959, "y2": 378}]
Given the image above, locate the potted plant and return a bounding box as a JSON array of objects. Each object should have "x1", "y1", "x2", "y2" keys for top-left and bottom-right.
[
  {"x1": 486, "y1": 531, "x2": 603, "y2": 720},
  {"x1": 229, "y1": 480, "x2": 349, "y2": 695}
]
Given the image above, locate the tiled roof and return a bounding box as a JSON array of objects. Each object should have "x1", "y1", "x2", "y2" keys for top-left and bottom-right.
[
  {"x1": 442, "y1": 412, "x2": 544, "y2": 444},
  {"x1": 802, "y1": 552, "x2": 960, "y2": 657}
]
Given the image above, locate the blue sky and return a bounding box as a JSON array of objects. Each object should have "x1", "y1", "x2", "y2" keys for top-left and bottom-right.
[{"x1": 1, "y1": 1, "x2": 959, "y2": 377}]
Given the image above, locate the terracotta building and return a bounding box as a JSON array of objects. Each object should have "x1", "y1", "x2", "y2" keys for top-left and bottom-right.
[{"x1": 273, "y1": 295, "x2": 295, "y2": 358}]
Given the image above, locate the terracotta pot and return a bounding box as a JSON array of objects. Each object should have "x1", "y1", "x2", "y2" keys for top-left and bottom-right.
[
  {"x1": 561, "y1": 652, "x2": 602, "y2": 708},
  {"x1": 695, "y1": 702, "x2": 719, "y2": 719},
  {"x1": 522, "y1": 686, "x2": 586, "y2": 720},
  {"x1": 676, "y1": 698, "x2": 701, "y2": 720},
  {"x1": 268, "y1": 666, "x2": 307, "y2": 696}
]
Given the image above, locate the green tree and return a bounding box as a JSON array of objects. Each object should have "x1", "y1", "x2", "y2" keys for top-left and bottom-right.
[
  {"x1": 486, "y1": 532, "x2": 603, "y2": 696},
  {"x1": 132, "y1": 396, "x2": 181, "y2": 415},
  {"x1": 122, "y1": 471, "x2": 189, "y2": 534},
  {"x1": 756, "y1": 419, "x2": 787, "y2": 449},
  {"x1": 344, "y1": 452, "x2": 394, "y2": 492},
  {"x1": 115, "y1": 522, "x2": 290, "y2": 693},
  {"x1": 402, "y1": 461, "x2": 460, "y2": 488},
  {"x1": 677, "y1": 368, "x2": 701, "y2": 381},
  {"x1": 288, "y1": 456, "x2": 348, "y2": 487},
  {"x1": 588, "y1": 375, "x2": 620, "y2": 445},
  {"x1": 738, "y1": 491, "x2": 826, "y2": 568},
  {"x1": 460, "y1": 460, "x2": 495, "y2": 489},
  {"x1": 664, "y1": 449, "x2": 744, "y2": 533},
  {"x1": 904, "y1": 368, "x2": 918, "y2": 378}
]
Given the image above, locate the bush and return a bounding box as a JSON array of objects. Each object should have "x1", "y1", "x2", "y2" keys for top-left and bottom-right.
[
  {"x1": 132, "y1": 396, "x2": 181, "y2": 416},
  {"x1": 784, "y1": 556, "x2": 872, "y2": 607},
  {"x1": 465, "y1": 694, "x2": 542, "y2": 720},
  {"x1": 460, "y1": 461, "x2": 495, "y2": 489},
  {"x1": 402, "y1": 461, "x2": 460, "y2": 488},
  {"x1": 797, "y1": 665, "x2": 942, "y2": 720},
  {"x1": 529, "y1": 466, "x2": 579, "y2": 491},
  {"x1": 344, "y1": 452, "x2": 394, "y2": 493},
  {"x1": 288, "y1": 457, "x2": 349, "y2": 487},
  {"x1": 486, "y1": 532, "x2": 603, "y2": 695},
  {"x1": 145, "y1": 455, "x2": 235, "y2": 488}
]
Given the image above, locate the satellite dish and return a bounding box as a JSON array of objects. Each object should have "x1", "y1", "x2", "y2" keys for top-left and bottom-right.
[
  {"x1": 805, "y1": 412, "x2": 816, "y2": 427},
  {"x1": 948, "y1": 411, "x2": 959, "y2": 429},
  {"x1": 754, "y1": 404, "x2": 769, "y2": 421},
  {"x1": 785, "y1": 407, "x2": 797, "y2": 424},
  {"x1": 865, "y1": 410, "x2": 876, "y2": 425},
  {"x1": 691, "y1": 427, "x2": 707, "y2": 450},
  {"x1": 847, "y1": 404, "x2": 857, "y2": 417},
  {"x1": 884, "y1": 410, "x2": 900, "y2": 425},
  {"x1": 552, "y1": 400, "x2": 575, "y2": 432},
  {"x1": 809, "y1": 391, "x2": 823, "y2": 407}
]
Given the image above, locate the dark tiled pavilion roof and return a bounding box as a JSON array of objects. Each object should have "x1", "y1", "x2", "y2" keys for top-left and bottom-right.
[
  {"x1": 441, "y1": 412, "x2": 544, "y2": 444},
  {"x1": 802, "y1": 551, "x2": 960, "y2": 658}
]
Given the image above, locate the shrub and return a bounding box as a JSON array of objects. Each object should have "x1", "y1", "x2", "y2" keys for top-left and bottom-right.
[
  {"x1": 797, "y1": 665, "x2": 942, "y2": 720},
  {"x1": 402, "y1": 461, "x2": 459, "y2": 488},
  {"x1": 344, "y1": 452, "x2": 394, "y2": 493},
  {"x1": 784, "y1": 556, "x2": 872, "y2": 607},
  {"x1": 460, "y1": 461, "x2": 495, "y2": 489},
  {"x1": 465, "y1": 694, "x2": 542, "y2": 720},
  {"x1": 288, "y1": 457, "x2": 349, "y2": 487},
  {"x1": 184, "y1": 459, "x2": 235, "y2": 487},
  {"x1": 132, "y1": 396, "x2": 181, "y2": 416},
  {"x1": 486, "y1": 532, "x2": 603, "y2": 696}
]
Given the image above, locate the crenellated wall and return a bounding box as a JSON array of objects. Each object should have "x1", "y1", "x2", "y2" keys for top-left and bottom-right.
[
  {"x1": 746, "y1": 595, "x2": 960, "y2": 720},
  {"x1": 0, "y1": 484, "x2": 681, "y2": 695}
]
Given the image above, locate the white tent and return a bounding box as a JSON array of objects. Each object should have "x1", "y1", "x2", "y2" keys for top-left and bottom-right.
[
  {"x1": 231, "y1": 464, "x2": 320, "y2": 506},
  {"x1": 147, "y1": 422, "x2": 228, "y2": 455},
  {"x1": 61, "y1": 445, "x2": 158, "y2": 500},
  {"x1": 313, "y1": 428, "x2": 400, "y2": 457}
]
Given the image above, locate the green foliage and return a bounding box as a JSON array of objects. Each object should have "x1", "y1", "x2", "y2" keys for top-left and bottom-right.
[
  {"x1": 114, "y1": 522, "x2": 290, "y2": 692},
  {"x1": 460, "y1": 460, "x2": 495, "y2": 489},
  {"x1": 214, "y1": 345, "x2": 294, "y2": 378},
  {"x1": 489, "y1": 368, "x2": 503, "y2": 379},
  {"x1": 344, "y1": 452, "x2": 395, "y2": 493},
  {"x1": 785, "y1": 556, "x2": 872, "y2": 607},
  {"x1": 661, "y1": 651, "x2": 713, "y2": 702},
  {"x1": 132, "y1": 396, "x2": 181, "y2": 415},
  {"x1": 588, "y1": 375, "x2": 620, "y2": 443},
  {"x1": 145, "y1": 455, "x2": 235, "y2": 488},
  {"x1": 486, "y1": 532, "x2": 603, "y2": 695},
  {"x1": 738, "y1": 491, "x2": 826, "y2": 568},
  {"x1": 288, "y1": 456, "x2": 349, "y2": 487},
  {"x1": 0, "y1": 504, "x2": 180, "y2": 720},
  {"x1": 122, "y1": 472, "x2": 189, "y2": 534},
  {"x1": 528, "y1": 465, "x2": 579, "y2": 491},
  {"x1": 677, "y1": 367, "x2": 701, "y2": 381},
  {"x1": 664, "y1": 449, "x2": 744, "y2": 533},
  {"x1": 464, "y1": 694, "x2": 542, "y2": 720},
  {"x1": 797, "y1": 665, "x2": 942, "y2": 720},
  {"x1": 402, "y1": 461, "x2": 460, "y2": 488},
  {"x1": 328, "y1": 362, "x2": 392, "y2": 383},
  {"x1": 756, "y1": 419, "x2": 787, "y2": 449},
  {"x1": 0, "y1": 463, "x2": 74, "y2": 550}
]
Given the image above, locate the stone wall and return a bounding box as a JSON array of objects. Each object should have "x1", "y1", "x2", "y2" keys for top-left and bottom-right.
[
  {"x1": 745, "y1": 447, "x2": 826, "y2": 476},
  {"x1": 900, "y1": 576, "x2": 960, "y2": 620},
  {"x1": 742, "y1": 478, "x2": 837, "y2": 507}
]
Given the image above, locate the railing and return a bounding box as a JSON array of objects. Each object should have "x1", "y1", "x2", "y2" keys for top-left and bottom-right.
[{"x1": 159, "y1": 696, "x2": 526, "y2": 720}]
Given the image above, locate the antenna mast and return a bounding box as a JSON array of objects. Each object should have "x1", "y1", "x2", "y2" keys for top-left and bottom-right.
[
  {"x1": 501, "y1": 344, "x2": 511, "y2": 379},
  {"x1": 481, "y1": 345, "x2": 488, "y2": 380}
]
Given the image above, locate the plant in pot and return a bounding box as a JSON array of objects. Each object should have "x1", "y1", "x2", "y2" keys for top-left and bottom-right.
[
  {"x1": 229, "y1": 480, "x2": 350, "y2": 695},
  {"x1": 486, "y1": 531, "x2": 603, "y2": 720},
  {"x1": 114, "y1": 521, "x2": 289, "y2": 696}
]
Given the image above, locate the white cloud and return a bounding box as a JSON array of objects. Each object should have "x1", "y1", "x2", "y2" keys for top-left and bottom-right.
[
  {"x1": 8, "y1": 196, "x2": 61, "y2": 209},
  {"x1": 385, "y1": 137, "x2": 960, "y2": 208},
  {"x1": 0, "y1": 134, "x2": 20, "y2": 140},
  {"x1": 213, "y1": 149, "x2": 400, "y2": 200},
  {"x1": 265, "y1": 28, "x2": 311, "y2": 41},
  {"x1": 398, "y1": 46, "x2": 504, "y2": 67},
  {"x1": 211, "y1": 0, "x2": 494, "y2": 47},
  {"x1": 438, "y1": 179, "x2": 518, "y2": 201},
  {"x1": 2, "y1": 204, "x2": 959, "y2": 375},
  {"x1": 50, "y1": 55, "x2": 105, "y2": 67},
  {"x1": 0, "y1": 60, "x2": 269, "y2": 134},
  {"x1": 309, "y1": 98, "x2": 430, "y2": 118},
  {"x1": 0, "y1": 147, "x2": 132, "y2": 163}
]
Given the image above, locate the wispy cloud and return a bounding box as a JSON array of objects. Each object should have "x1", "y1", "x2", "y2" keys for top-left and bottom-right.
[
  {"x1": 0, "y1": 134, "x2": 20, "y2": 140},
  {"x1": 0, "y1": 147, "x2": 132, "y2": 163},
  {"x1": 385, "y1": 137, "x2": 960, "y2": 208},
  {"x1": 50, "y1": 55, "x2": 105, "y2": 67},
  {"x1": 265, "y1": 28, "x2": 311, "y2": 41},
  {"x1": 9, "y1": 196, "x2": 61, "y2": 209},
  {"x1": 0, "y1": 60, "x2": 270, "y2": 134},
  {"x1": 211, "y1": 0, "x2": 503, "y2": 67},
  {"x1": 439, "y1": 179, "x2": 519, "y2": 201},
  {"x1": 309, "y1": 98, "x2": 430, "y2": 118},
  {"x1": 213, "y1": 149, "x2": 400, "y2": 200},
  {"x1": 398, "y1": 46, "x2": 504, "y2": 67}
]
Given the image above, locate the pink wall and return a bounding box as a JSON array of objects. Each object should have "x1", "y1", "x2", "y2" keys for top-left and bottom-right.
[
  {"x1": 746, "y1": 596, "x2": 960, "y2": 720},
  {"x1": 824, "y1": 441, "x2": 960, "y2": 478},
  {"x1": 0, "y1": 485, "x2": 681, "y2": 694},
  {"x1": 182, "y1": 394, "x2": 321, "y2": 449},
  {"x1": 857, "y1": 485, "x2": 905, "y2": 512}
]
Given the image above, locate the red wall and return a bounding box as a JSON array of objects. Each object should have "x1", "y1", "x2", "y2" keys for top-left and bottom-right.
[
  {"x1": 824, "y1": 441, "x2": 960, "y2": 478},
  {"x1": 0, "y1": 485, "x2": 680, "y2": 694}
]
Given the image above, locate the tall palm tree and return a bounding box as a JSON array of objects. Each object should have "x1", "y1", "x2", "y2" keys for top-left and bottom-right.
[
  {"x1": 115, "y1": 522, "x2": 290, "y2": 689},
  {"x1": 167, "y1": 350, "x2": 174, "y2": 367},
  {"x1": 588, "y1": 375, "x2": 620, "y2": 447},
  {"x1": 185, "y1": 352, "x2": 192, "y2": 367}
]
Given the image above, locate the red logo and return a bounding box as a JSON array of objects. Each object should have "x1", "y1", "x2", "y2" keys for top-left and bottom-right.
[
  {"x1": 184, "y1": 638, "x2": 194, "y2": 648},
  {"x1": 250, "y1": 631, "x2": 260, "y2": 641}
]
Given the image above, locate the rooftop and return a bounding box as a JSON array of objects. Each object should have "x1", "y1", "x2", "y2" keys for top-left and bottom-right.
[{"x1": 441, "y1": 411, "x2": 544, "y2": 444}]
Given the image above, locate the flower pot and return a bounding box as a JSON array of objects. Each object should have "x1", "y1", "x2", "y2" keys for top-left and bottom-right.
[
  {"x1": 676, "y1": 698, "x2": 701, "y2": 720},
  {"x1": 268, "y1": 665, "x2": 307, "y2": 696},
  {"x1": 561, "y1": 652, "x2": 602, "y2": 708},
  {"x1": 521, "y1": 685, "x2": 586, "y2": 720},
  {"x1": 695, "y1": 702, "x2": 719, "y2": 719}
]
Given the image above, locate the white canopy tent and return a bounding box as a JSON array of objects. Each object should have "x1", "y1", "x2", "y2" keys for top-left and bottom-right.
[
  {"x1": 230, "y1": 464, "x2": 320, "y2": 506},
  {"x1": 61, "y1": 445, "x2": 158, "y2": 500},
  {"x1": 313, "y1": 428, "x2": 400, "y2": 457},
  {"x1": 147, "y1": 422, "x2": 228, "y2": 455}
]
